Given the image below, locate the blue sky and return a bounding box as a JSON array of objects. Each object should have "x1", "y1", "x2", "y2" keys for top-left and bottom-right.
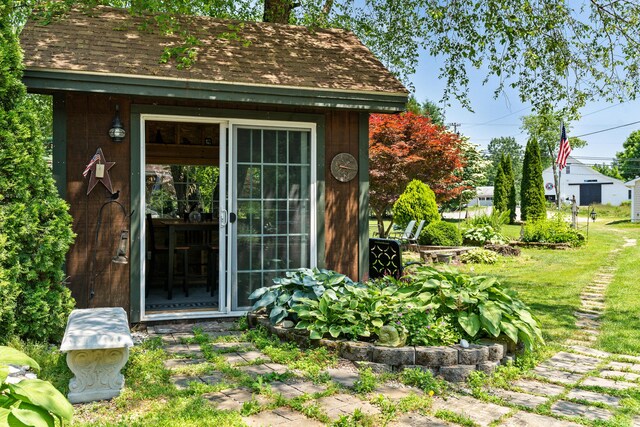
[{"x1": 410, "y1": 53, "x2": 640, "y2": 167}]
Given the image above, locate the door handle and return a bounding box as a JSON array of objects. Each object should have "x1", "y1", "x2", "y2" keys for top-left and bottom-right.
[
  {"x1": 229, "y1": 212, "x2": 237, "y2": 223},
  {"x1": 220, "y1": 209, "x2": 228, "y2": 226}
]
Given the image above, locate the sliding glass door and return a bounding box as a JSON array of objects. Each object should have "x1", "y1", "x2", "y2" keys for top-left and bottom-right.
[{"x1": 230, "y1": 126, "x2": 314, "y2": 311}]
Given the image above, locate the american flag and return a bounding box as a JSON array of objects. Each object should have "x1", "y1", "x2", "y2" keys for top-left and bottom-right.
[
  {"x1": 556, "y1": 123, "x2": 571, "y2": 171},
  {"x1": 83, "y1": 153, "x2": 101, "y2": 177}
]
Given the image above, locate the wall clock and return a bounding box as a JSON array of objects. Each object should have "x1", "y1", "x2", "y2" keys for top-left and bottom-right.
[{"x1": 330, "y1": 152, "x2": 358, "y2": 182}]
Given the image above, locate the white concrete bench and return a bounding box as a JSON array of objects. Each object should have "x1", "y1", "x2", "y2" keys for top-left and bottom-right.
[{"x1": 60, "y1": 307, "x2": 133, "y2": 403}]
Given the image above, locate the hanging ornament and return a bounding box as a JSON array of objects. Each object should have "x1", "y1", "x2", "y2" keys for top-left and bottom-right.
[{"x1": 83, "y1": 148, "x2": 116, "y2": 195}]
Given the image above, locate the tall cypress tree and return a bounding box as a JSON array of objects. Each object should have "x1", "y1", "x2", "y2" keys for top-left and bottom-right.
[
  {"x1": 502, "y1": 155, "x2": 517, "y2": 224},
  {"x1": 520, "y1": 138, "x2": 546, "y2": 222},
  {"x1": 492, "y1": 158, "x2": 507, "y2": 213},
  {"x1": 0, "y1": 2, "x2": 75, "y2": 342}
]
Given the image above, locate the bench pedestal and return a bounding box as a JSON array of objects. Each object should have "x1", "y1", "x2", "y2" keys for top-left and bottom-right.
[{"x1": 61, "y1": 307, "x2": 133, "y2": 404}]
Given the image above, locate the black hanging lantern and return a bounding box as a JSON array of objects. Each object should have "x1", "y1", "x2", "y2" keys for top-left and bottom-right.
[
  {"x1": 590, "y1": 208, "x2": 597, "y2": 222},
  {"x1": 108, "y1": 105, "x2": 126, "y2": 143}
]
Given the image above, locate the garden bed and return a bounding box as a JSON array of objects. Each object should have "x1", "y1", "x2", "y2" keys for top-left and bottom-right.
[
  {"x1": 417, "y1": 246, "x2": 476, "y2": 263},
  {"x1": 510, "y1": 241, "x2": 571, "y2": 249},
  {"x1": 248, "y1": 313, "x2": 509, "y2": 382}
]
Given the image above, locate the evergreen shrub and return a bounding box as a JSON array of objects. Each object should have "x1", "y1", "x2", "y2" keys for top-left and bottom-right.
[
  {"x1": 522, "y1": 217, "x2": 585, "y2": 247},
  {"x1": 392, "y1": 180, "x2": 439, "y2": 230},
  {"x1": 0, "y1": 4, "x2": 75, "y2": 342},
  {"x1": 419, "y1": 221, "x2": 462, "y2": 246}
]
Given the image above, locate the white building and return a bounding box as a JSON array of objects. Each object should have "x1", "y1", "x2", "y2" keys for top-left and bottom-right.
[
  {"x1": 625, "y1": 177, "x2": 640, "y2": 222},
  {"x1": 542, "y1": 156, "x2": 631, "y2": 206},
  {"x1": 468, "y1": 186, "x2": 494, "y2": 206}
]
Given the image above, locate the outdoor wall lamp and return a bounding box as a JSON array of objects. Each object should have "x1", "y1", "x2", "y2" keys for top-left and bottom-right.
[
  {"x1": 112, "y1": 230, "x2": 129, "y2": 264},
  {"x1": 590, "y1": 208, "x2": 597, "y2": 222},
  {"x1": 108, "y1": 105, "x2": 126, "y2": 143}
]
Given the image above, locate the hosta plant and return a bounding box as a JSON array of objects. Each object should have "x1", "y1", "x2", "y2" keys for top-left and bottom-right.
[
  {"x1": 0, "y1": 346, "x2": 73, "y2": 426},
  {"x1": 248, "y1": 268, "x2": 360, "y2": 325},
  {"x1": 460, "y1": 248, "x2": 499, "y2": 264},
  {"x1": 462, "y1": 225, "x2": 508, "y2": 246},
  {"x1": 400, "y1": 266, "x2": 543, "y2": 351}
]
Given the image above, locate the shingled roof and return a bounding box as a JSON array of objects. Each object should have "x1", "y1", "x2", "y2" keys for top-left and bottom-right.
[{"x1": 20, "y1": 6, "x2": 407, "y2": 99}]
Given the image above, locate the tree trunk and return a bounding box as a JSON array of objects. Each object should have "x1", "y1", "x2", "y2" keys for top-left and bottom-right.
[{"x1": 263, "y1": 0, "x2": 298, "y2": 23}]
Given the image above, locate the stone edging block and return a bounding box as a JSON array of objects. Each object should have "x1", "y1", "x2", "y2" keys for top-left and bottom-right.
[
  {"x1": 458, "y1": 344, "x2": 490, "y2": 365},
  {"x1": 372, "y1": 346, "x2": 415, "y2": 365},
  {"x1": 415, "y1": 346, "x2": 458, "y2": 366}
]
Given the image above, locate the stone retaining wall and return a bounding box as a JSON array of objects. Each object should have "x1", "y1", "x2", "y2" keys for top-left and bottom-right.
[{"x1": 248, "y1": 314, "x2": 507, "y2": 382}]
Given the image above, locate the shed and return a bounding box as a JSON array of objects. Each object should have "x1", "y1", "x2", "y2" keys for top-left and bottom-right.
[
  {"x1": 20, "y1": 6, "x2": 408, "y2": 322},
  {"x1": 542, "y1": 156, "x2": 631, "y2": 206},
  {"x1": 625, "y1": 177, "x2": 640, "y2": 222}
]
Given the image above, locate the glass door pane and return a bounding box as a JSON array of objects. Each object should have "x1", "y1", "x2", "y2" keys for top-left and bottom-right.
[{"x1": 232, "y1": 127, "x2": 312, "y2": 310}]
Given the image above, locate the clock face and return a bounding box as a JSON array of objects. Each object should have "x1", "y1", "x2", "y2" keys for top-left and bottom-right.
[{"x1": 330, "y1": 153, "x2": 358, "y2": 182}]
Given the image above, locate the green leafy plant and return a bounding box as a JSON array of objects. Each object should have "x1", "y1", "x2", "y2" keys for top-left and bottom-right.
[
  {"x1": 401, "y1": 267, "x2": 543, "y2": 350},
  {"x1": 353, "y1": 368, "x2": 378, "y2": 393},
  {"x1": 461, "y1": 225, "x2": 508, "y2": 246},
  {"x1": 419, "y1": 221, "x2": 462, "y2": 246},
  {"x1": 249, "y1": 268, "x2": 358, "y2": 324},
  {"x1": 460, "y1": 248, "x2": 499, "y2": 264},
  {"x1": 0, "y1": 346, "x2": 73, "y2": 425},
  {"x1": 394, "y1": 310, "x2": 460, "y2": 346},
  {"x1": 400, "y1": 367, "x2": 446, "y2": 395},
  {"x1": 465, "y1": 210, "x2": 510, "y2": 232},
  {"x1": 392, "y1": 180, "x2": 440, "y2": 230},
  {"x1": 522, "y1": 216, "x2": 586, "y2": 247}
]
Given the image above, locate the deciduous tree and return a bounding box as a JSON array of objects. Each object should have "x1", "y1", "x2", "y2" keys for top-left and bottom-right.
[
  {"x1": 369, "y1": 113, "x2": 464, "y2": 236},
  {"x1": 486, "y1": 137, "x2": 523, "y2": 188},
  {"x1": 616, "y1": 130, "x2": 640, "y2": 181}
]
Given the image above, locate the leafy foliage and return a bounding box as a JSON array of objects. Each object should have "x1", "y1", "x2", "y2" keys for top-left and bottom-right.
[
  {"x1": 462, "y1": 226, "x2": 508, "y2": 246},
  {"x1": 250, "y1": 266, "x2": 543, "y2": 351},
  {"x1": 466, "y1": 210, "x2": 509, "y2": 232},
  {"x1": 0, "y1": 1, "x2": 75, "y2": 342},
  {"x1": 0, "y1": 346, "x2": 73, "y2": 426},
  {"x1": 369, "y1": 113, "x2": 465, "y2": 237},
  {"x1": 520, "y1": 138, "x2": 546, "y2": 222},
  {"x1": 616, "y1": 130, "x2": 640, "y2": 181},
  {"x1": 492, "y1": 160, "x2": 508, "y2": 214},
  {"x1": 486, "y1": 137, "x2": 523, "y2": 187},
  {"x1": 502, "y1": 155, "x2": 517, "y2": 224},
  {"x1": 460, "y1": 249, "x2": 499, "y2": 265},
  {"x1": 441, "y1": 139, "x2": 490, "y2": 211},
  {"x1": 402, "y1": 267, "x2": 543, "y2": 351},
  {"x1": 419, "y1": 221, "x2": 462, "y2": 246},
  {"x1": 392, "y1": 180, "x2": 440, "y2": 231},
  {"x1": 522, "y1": 216, "x2": 586, "y2": 247}
]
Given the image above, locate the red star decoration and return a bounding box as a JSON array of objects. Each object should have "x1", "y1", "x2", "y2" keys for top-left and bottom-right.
[{"x1": 86, "y1": 148, "x2": 116, "y2": 195}]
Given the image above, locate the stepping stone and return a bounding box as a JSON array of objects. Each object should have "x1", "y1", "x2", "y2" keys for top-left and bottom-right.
[
  {"x1": 263, "y1": 363, "x2": 289, "y2": 374},
  {"x1": 210, "y1": 342, "x2": 254, "y2": 352},
  {"x1": 269, "y1": 381, "x2": 306, "y2": 399},
  {"x1": 204, "y1": 331, "x2": 242, "y2": 339},
  {"x1": 164, "y1": 343, "x2": 192, "y2": 354},
  {"x1": 608, "y1": 361, "x2": 640, "y2": 372},
  {"x1": 488, "y1": 388, "x2": 547, "y2": 408},
  {"x1": 204, "y1": 387, "x2": 272, "y2": 411},
  {"x1": 541, "y1": 352, "x2": 600, "y2": 374},
  {"x1": 581, "y1": 293, "x2": 604, "y2": 300},
  {"x1": 244, "y1": 408, "x2": 324, "y2": 427},
  {"x1": 501, "y1": 411, "x2": 583, "y2": 427},
  {"x1": 513, "y1": 379, "x2": 565, "y2": 396},
  {"x1": 390, "y1": 413, "x2": 453, "y2": 426},
  {"x1": 200, "y1": 373, "x2": 225, "y2": 385},
  {"x1": 576, "y1": 319, "x2": 600, "y2": 330},
  {"x1": 171, "y1": 375, "x2": 202, "y2": 390},
  {"x1": 239, "y1": 351, "x2": 271, "y2": 363},
  {"x1": 551, "y1": 400, "x2": 612, "y2": 421},
  {"x1": 371, "y1": 384, "x2": 423, "y2": 401},
  {"x1": 565, "y1": 340, "x2": 594, "y2": 347},
  {"x1": 566, "y1": 346, "x2": 610, "y2": 359},
  {"x1": 574, "y1": 312, "x2": 599, "y2": 320},
  {"x1": 533, "y1": 366, "x2": 583, "y2": 385},
  {"x1": 431, "y1": 395, "x2": 511, "y2": 427},
  {"x1": 238, "y1": 364, "x2": 278, "y2": 377},
  {"x1": 581, "y1": 376, "x2": 638, "y2": 390},
  {"x1": 600, "y1": 370, "x2": 640, "y2": 382},
  {"x1": 164, "y1": 358, "x2": 206, "y2": 369},
  {"x1": 316, "y1": 393, "x2": 380, "y2": 420},
  {"x1": 326, "y1": 368, "x2": 359, "y2": 388},
  {"x1": 567, "y1": 388, "x2": 620, "y2": 406},
  {"x1": 290, "y1": 381, "x2": 327, "y2": 396}
]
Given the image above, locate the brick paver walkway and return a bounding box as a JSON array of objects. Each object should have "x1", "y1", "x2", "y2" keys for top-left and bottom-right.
[{"x1": 145, "y1": 240, "x2": 640, "y2": 426}]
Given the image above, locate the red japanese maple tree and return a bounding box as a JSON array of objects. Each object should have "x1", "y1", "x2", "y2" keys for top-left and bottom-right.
[{"x1": 369, "y1": 112, "x2": 466, "y2": 237}]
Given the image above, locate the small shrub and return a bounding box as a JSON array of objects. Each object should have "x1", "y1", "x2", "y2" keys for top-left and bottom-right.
[
  {"x1": 393, "y1": 180, "x2": 439, "y2": 230},
  {"x1": 353, "y1": 368, "x2": 378, "y2": 393},
  {"x1": 460, "y1": 249, "x2": 499, "y2": 264},
  {"x1": 462, "y1": 225, "x2": 508, "y2": 246},
  {"x1": 401, "y1": 367, "x2": 446, "y2": 395},
  {"x1": 522, "y1": 216, "x2": 586, "y2": 247},
  {"x1": 419, "y1": 221, "x2": 462, "y2": 246},
  {"x1": 484, "y1": 244, "x2": 521, "y2": 257}
]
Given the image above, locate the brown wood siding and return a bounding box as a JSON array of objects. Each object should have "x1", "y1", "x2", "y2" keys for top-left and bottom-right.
[
  {"x1": 63, "y1": 94, "x2": 361, "y2": 311},
  {"x1": 323, "y1": 110, "x2": 360, "y2": 279},
  {"x1": 66, "y1": 93, "x2": 131, "y2": 311}
]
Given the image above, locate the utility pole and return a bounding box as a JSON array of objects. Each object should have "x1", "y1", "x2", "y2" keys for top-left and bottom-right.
[{"x1": 448, "y1": 122, "x2": 461, "y2": 135}]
